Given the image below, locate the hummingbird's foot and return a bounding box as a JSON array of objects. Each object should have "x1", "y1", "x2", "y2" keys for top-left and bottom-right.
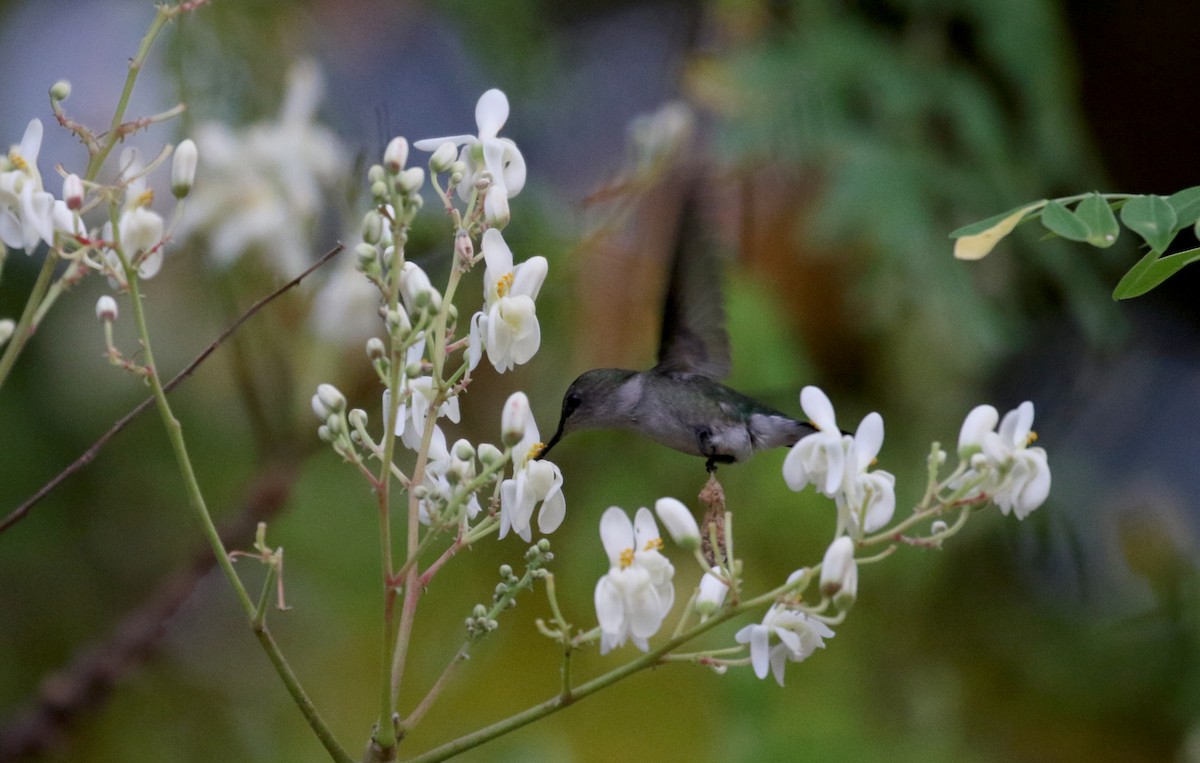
[{"x1": 705, "y1": 456, "x2": 718, "y2": 474}]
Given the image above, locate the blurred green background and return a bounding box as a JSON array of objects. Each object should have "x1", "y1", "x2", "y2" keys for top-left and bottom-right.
[{"x1": 2, "y1": 0, "x2": 1199, "y2": 760}]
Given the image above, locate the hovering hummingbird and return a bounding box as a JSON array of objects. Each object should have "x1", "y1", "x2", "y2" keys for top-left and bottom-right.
[{"x1": 539, "y1": 196, "x2": 817, "y2": 472}]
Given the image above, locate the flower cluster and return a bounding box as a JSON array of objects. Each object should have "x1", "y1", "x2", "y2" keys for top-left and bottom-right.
[
  {"x1": 0, "y1": 106, "x2": 198, "y2": 314},
  {"x1": 579, "y1": 386, "x2": 1052, "y2": 690},
  {"x1": 0, "y1": 119, "x2": 74, "y2": 253},
  {"x1": 176, "y1": 60, "x2": 348, "y2": 275},
  {"x1": 311, "y1": 90, "x2": 566, "y2": 548}
]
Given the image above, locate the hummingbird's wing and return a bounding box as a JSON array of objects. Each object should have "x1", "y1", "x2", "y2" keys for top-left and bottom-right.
[{"x1": 654, "y1": 192, "x2": 732, "y2": 380}]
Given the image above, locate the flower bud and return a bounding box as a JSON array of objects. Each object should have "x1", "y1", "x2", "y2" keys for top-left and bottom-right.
[
  {"x1": 477, "y1": 443, "x2": 503, "y2": 468},
  {"x1": 312, "y1": 383, "x2": 346, "y2": 420},
  {"x1": 384, "y1": 136, "x2": 408, "y2": 174},
  {"x1": 501, "y1": 392, "x2": 530, "y2": 446},
  {"x1": 0, "y1": 319, "x2": 14, "y2": 347},
  {"x1": 63, "y1": 174, "x2": 84, "y2": 211},
  {"x1": 695, "y1": 567, "x2": 730, "y2": 617},
  {"x1": 95, "y1": 295, "x2": 119, "y2": 322},
  {"x1": 400, "y1": 262, "x2": 441, "y2": 312},
  {"x1": 361, "y1": 209, "x2": 384, "y2": 244},
  {"x1": 367, "y1": 165, "x2": 386, "y2": 185},
  {"x1": 371, "y1": 180, "x2": 389, "y2": 200},
  {"x1": 398, "y1": 166, "x2": 425, "y2": 194},
  {"x1": 454, "y1": 439, "x2": 475, "y2": 462},
  {"x1": 654, "y1": 497, "x2": 700, "y2": 551},
  {"x1": 171, "y1": 139, "x2": 198, "y2": 198},
  {"x1": 430, "y1": 142, "x2": 458, "y2": 173},
  {"x1": 366, "y1": 337, "x2": 386, "y2": 360},
  {"x1": 50, "y1": 80, "x2": 71, "y2": 101},
  {"x1": 930, "y1": 520, "x2": 948, "y2": 535},
  {"x1": 820, "y1": 536, "x2": 858, "y2": 611},
  {"x1": 385, "y1": 308, "x2": 411, "y2": 337}
]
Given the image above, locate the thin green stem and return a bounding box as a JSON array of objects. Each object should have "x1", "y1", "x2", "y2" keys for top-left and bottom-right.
[
  {"x1": 120, "y1": 258, "x2": 349, "y2": 762},
  {"x1": 85, "y1": 4, "x2": 175, "y2": 179},
  {"x1": 0, "y1": 251, "x2": 58, "y2": 390}
]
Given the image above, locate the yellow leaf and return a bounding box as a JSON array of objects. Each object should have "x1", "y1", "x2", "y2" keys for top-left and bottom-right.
[{"x1": 953, "y1": 202, "x2": 1046, "y2": 261}]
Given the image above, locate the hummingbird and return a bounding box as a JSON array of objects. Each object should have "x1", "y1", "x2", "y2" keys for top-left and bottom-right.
[{"x1": 539, "y1": 195, "x2": 817, "y2": 472}]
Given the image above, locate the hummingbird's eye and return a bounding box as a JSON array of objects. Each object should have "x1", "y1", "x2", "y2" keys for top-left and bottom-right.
[{"x1": 565, "y1": 391, "x2": 582, "y2": 414}]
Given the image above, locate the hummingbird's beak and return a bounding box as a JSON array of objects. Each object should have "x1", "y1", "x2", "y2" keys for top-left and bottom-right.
[{"x1": 538, "y1": 417, "x2": 567, "y2": 460}]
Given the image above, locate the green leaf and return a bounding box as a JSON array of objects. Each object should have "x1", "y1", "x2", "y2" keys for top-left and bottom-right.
[
  {"x1": 1167, "y1": 186, "x2": 1200, "y2": 230},
  {"x1": 1112, "y1": 246, "x2": 1200, "y2": 299},
  {"x1": 1040, "y1": 200, "x2": 1090, "y2": 241},
  {"x1": 1075, "y1": 193, "x2": 1120, "y2": 248},
  {"x1": 1120, "y1": 194, "x2": 1177, "y2": 253},
  {"x1": 949, "y1": 200, "x2": 1046, "y2": 238}
]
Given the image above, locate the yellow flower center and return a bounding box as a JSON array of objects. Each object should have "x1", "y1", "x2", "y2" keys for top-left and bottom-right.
[
  {"x1": 8, "y1": 150, "x2": 28, "y2": 172},
  {"x1": 136, "y1": 189, "x2": 155, "y2": 208},
  {"x1": 1026, "y1": 431, "x2": 1038, "y2": 446},
  {"x1": 526, "y1": 441, "x2": 545, "y2": 461},
  {"x1": 496, "y1": 271, "x2": 515, "y2": 298},
  {"x1": 644, "y1": 537, "x2": 663, "y2": 552},
  {"x1": 619, "y1": 548, "x2": 635, "y2": 569}
]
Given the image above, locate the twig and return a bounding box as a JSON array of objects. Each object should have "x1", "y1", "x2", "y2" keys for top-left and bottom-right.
[{"x1": 0, "y1": 243, "x2": 345, "y2": 535}]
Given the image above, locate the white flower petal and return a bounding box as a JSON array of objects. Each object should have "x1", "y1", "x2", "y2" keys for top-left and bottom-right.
[
  {"x1": 475, "y1": 89, "x2": 510, "y2": 138},
  {"x1": 800, "y1": 386, "x2": 838, "y2": 432}
]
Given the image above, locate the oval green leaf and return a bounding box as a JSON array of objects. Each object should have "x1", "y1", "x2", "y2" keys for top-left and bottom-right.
[
  {"x1": 1040, "y1": 200, "x2": 1090, "y2": 242},
  {"x1": 1120, "y1": 194, "x2": 1177, "y2": 254},
  {"x1": 1113, "y1": 245, "x2": 1200, "y2": 299},
  {"x1": 1076, "y1": 193, "x2": 1120, "y2": 248},
  {"x1": 1167, "y1": 186, "x2": 1200, "y2": 230}
]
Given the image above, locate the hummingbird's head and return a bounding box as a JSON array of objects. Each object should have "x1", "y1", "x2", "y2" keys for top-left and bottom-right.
[{"x1": 538, "y1": 368, "x2": 635, "y2": 460}]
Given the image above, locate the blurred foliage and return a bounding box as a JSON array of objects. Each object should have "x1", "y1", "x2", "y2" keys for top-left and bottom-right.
[{"x1": 1, "y1": 0, "x2": 1197, "y2": 761}]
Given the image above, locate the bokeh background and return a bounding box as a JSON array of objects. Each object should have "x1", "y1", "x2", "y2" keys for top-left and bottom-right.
[{"x1": 2, "y1": 0, "x2": 1199, "y2": 760}]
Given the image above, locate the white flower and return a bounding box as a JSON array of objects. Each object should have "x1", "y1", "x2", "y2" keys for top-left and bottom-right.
[
  {"x1": 412, "y1": 427, "x2": 482, "y2": 526},
  {"x1": 735, "y1": 605, "x2": 835, "y2": 686},
  {"x1": 836, "y1": 412, "x2": 896, "y2": 536},
  {"x1": 176, "y1": 60, "x2": 348, "y2": 274},
  {"x1": 965, "y1": 401, "x2": 1051, "y2": 519},
  {"x1": 955, "y1": 402, "x2": 1050, "y2": 519},
  {"x1": 498, "y1": 400, "x2": 565, "y2": 541},
  {"x1": 467, "y1": 229, "x2": 546, "y2": 373},
  {"x1": 413, "y1": 89, "x2": 526, "y2": 226},
  {"x1": 594, "y1": 507, "x2": 676, "y2": 654},
  {"x1": 783, "y1": 386, "x2": 847, "y2": 497},
  {"x1": 654, "y1": 497, "x2": 700, "y2": 550},
  {"x1": 101, "y1": 148, "x2": 166, "y2": 284},
  {"x1": 819, "y1": 536, "x2": 857, "y2": 610},
  {"x1": 383, "y1": 342, "x2": 461, "y2": 451},
  {"x1": 309, "y1": 255, "x2": 382, "y2": 342},
  {"x1": 0, "y1": 119, "x2": 57, "y2": 252}
]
